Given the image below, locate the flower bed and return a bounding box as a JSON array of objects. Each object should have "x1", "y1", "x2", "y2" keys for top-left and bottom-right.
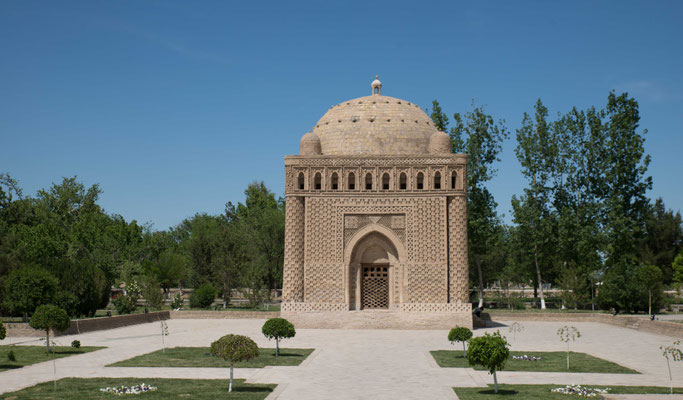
[
  {"x1": 512, "y1": 354, "x2": 542, "y2": 361},
  {"x1": 99, "y1": 383, "x2": 158, "y2": 395},
  {"x1": 551, "y1": 384, "x2": 610, "y2": 397}
]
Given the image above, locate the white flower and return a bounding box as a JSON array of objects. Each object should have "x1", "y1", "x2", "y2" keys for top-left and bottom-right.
[{"x1": 99, "y1": 383, "x2": 158, "y2": 395}]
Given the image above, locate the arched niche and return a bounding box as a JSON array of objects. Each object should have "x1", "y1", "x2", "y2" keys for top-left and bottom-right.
[{"x1": 344, "y1": 225, "x2": 406, "y2": 310}]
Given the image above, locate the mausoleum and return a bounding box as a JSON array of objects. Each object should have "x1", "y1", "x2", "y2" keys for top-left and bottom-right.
[{"x1": 281, "y1": 77, "x2": 472, "y2": 328}]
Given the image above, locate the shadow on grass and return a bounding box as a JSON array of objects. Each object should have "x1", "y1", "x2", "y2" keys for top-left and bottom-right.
[
  {"x1": 477, "y1": 389, "x2": 519, "y2": 396},
  {"x1": 232, "y1": 386, "x2": 275, "y2": 393},
  {"x1": 0, "y1": 364, "x2": 22, "y2": 370}
]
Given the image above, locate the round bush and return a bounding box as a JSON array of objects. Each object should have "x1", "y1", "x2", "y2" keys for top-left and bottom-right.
[
  {"x1": 0, "y1": 321, "x2": 6, "y2": 341},
  {"x1": 190, "y1": 284, "x2": 217, "y2": 309},
  {"x1": 448, "y1": 327, "x2": 473, "y2": 344},
  {"x1": 210, "y1": 334, "x2": 260, "y2": 363},
  {"x1": 71, "y1": 340, "x2": 81, "y2": 348},
  {"x1": 262, "y1": 318, "x2": 295, "y2": 356},
  {"x1": 262, "y1": 318, "x2": 296, "y2": 340}
]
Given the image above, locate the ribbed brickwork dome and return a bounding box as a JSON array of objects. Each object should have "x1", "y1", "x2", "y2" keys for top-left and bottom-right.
[{"x1": 308, "y1": 78, "x2": 443, "y2": 156}]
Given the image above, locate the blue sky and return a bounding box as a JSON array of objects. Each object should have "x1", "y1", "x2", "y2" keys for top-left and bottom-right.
[{"x1": 1, "y1": 0, "x2": 682, "y2": 230}]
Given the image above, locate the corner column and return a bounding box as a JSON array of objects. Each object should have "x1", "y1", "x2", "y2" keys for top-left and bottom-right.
[
  {"x1": 282, "y1": 196, "x2": 305, "y2": 302},
  {"x1": 448, "y1": 195, "x2": 469, "y2": 303}
]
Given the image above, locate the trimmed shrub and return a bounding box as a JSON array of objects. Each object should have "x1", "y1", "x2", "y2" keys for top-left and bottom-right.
[
  {"x1": 448, "y1": 326, "x2": 473, "y2": 357},
  {"x1": 29, "y1": 305, "x2": 70, "y2": 353},
  {"x1": 71, "y1": 340, "x2": 81, "y2": 348},
  {"x1": 190, "y1": 284, "x2": 217, "y2": 309},
  {"x1": 8, "y1": 350, "x2": 16, "y2": 362},
  {"x1": 210, "y1": 334, "x2": 259, "y2": 392},
  {"x1": 261, "y1": 318, "x2": 296, "y2": 356},
  {"x1": 0, "y1": 320, "x2": 5, "y2": 340},
  {"x1": 467, "y1": 331, "x2": 510, "y2": 394}
]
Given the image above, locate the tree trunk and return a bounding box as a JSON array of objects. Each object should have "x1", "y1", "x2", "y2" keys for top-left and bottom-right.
[
  {"x1": 45, "y1": 329, "x2": 50, "y2": 353},
  {"x1": 276, "y1": 338, "x2": 280, "y2": 357},
  {"x1": 648, "y1": 289, "x2": 652, "y2": 316},
  {"x1": 476, "y1": 256, "x2": 484, "y2": 309},
  {"x1": 666, "y1": 356, "x2": 672, "y2": 394},
  {"x1": 493, "y1": 368, "x2": 498, "y2": 394},
  {"x1": 533, "y1": 242, "x2": 546, "y2": 309},
  {"x1": 462, "y1": 341, "x2": 467, "y2": 358},
  {"x1": 229, "y1": 363, "x2": 234, "y2": 392}
]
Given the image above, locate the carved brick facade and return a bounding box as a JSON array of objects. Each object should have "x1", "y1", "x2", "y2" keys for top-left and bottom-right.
[{"x1": 281, "y1": 79, "x2": 472, "y2": 328}]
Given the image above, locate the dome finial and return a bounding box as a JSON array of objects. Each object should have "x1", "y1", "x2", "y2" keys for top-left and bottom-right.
[{"x1": 371, "y1": 75, "x2": 382, "y2": 95}]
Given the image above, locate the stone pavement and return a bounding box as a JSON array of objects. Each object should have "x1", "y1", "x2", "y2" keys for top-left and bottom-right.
[{"x1": 1, "y1": 319, "x2": 682, "y2": 399}]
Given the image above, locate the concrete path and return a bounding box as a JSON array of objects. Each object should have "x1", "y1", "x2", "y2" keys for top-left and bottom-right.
[{"x1": 1, "y1": 319, "x2": 682, "y2": 399}]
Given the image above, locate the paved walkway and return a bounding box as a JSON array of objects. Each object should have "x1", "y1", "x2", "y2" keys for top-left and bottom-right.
[{"x1": 1, "y1": 319, "x2": 682, "y2": 399}]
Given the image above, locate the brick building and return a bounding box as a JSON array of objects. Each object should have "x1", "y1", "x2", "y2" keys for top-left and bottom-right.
[{"x1": 281, "y1": 78, "x2": 472, "y2": 328}]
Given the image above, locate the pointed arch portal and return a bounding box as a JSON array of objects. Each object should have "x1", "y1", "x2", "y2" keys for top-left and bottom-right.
[{"x1": 344, "y1": 224, "x2": 406, "y2": 310}]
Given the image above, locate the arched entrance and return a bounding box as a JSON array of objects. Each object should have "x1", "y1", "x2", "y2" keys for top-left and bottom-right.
[{"x1": 345, "y1": 225, "x2": 406, "y2": 310}]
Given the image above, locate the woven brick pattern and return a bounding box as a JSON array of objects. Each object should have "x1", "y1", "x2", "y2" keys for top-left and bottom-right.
[
  {"x1": 283, "y1": 196, "x2": 305, "y2": 302},
  {"x1": 407, "y1": 263, "x2": 447, "y2": 303},
  {"x1": 448, "y1": 195, "x2": 469, "y2": 303}
]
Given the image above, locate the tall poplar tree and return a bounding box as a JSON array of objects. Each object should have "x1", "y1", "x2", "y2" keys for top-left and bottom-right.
[
  {"x1": 447, "y1": 104, "x2": 508, "y2": 308},
  {"x1": 513, "y1": 100, "x2": 554, "y2": 309}
]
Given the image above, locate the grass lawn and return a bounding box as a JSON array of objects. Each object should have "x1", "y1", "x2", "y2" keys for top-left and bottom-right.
[
  {"x1": 108, "y1": 347, "x2": 313, "y2": 368},
  {"x1": 430, "y1": 350, "x2": 638, "y2": 374},
  {"x1": 0, "y1": 346, "x2": 105, "y2": 372},
  {"x1": 1, "y1": 378, "x2": 276, "y2": 399},
  {"x1": 455, "y1": 384, "x2": 683, "y2": 399}
]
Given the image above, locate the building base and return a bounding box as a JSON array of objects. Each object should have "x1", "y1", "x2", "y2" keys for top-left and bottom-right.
[{"x1": 281, "y1": 307, "x2": 472, "y2": 330}]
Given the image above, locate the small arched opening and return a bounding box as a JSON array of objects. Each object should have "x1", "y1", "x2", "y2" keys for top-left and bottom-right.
[
  {"x1": 365, "y1": 173, "x2": 373, "y2": 190},
  {"x1": 382, "y1": 173, "x2": 390, "y2": 190},
  {"x1": 451, "y1": 171, "x2": 457, "y2": 190},
  {"x1": 348, "y1": 172, "x2": 356, "y2": 190},
  {"x1": 416, "y1": 172, "x2": 424, "y2": 190},
  {"x1": 399, "y1": 173, "x2": 407, "y2": 190},
  {"x1": 434, "y1": 171, "x2": 441, "y2": 190},
  {"x1": 298, "y1": 172, "x2": 305, "y2": 190},
  {"x1": 314, "y1": 172, "x2": 322, "y2": 190},
  {"x1": 331, "y1": 172, "x2": 339, "y2": 190}
]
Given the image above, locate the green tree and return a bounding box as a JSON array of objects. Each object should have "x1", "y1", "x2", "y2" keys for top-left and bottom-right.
[
  {"x1": 673, "y1": 252, "x2": 683, "y2": 287},
  {"x1": 190, "y1": 284, "x2": 217, "y2": 309},
  {"x1": 429, "y1": 100, "x2": 449, "y2": 132},
  {"x1": 448, "y1": 327, "x2": 473, "y2": 357},
  {"x1": 513, "y1": 100, "x2": 555, "y2": 309},
  {"x1": 3, "y1": 267, "x2": 58, "y2": 321},
  {"x1": 467, "y1": 331, "x2": 510, "y2": 394},
  {"x1": 210, "y1": 334, "x2": 259, "y2": 392},
  {"x1": 638, "y1": 264, "x2": 663, "y2": 316},
  {"x1": 141, "y1": 276, "x2": 164, "y2": 310},
  {"x1": 639, "y1": 198, "x2": 682, "y2": 284},
  {"x1": 447, "y1": 104, "x2": 508, "y2": 308},
  {"x1": 602, "y1": 92, "x2": 652, "y2": 267},
  {"x1": 29, "y1": 305, "x2": 70, "y2": 353},
  {"x1": 262, "y1": 318, "x2": 296, "y2": 356}
]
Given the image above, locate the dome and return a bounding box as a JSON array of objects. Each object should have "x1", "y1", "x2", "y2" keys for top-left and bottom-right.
[
  {"x1": 311, "y1": 91, "x2": 440, "y2": 156},
  {"x1": 429, "y1": 131, "x2": 452, "y2": 154},
  {"x1": 300, "y1": 131, "x2": 322, "y2": 155}
]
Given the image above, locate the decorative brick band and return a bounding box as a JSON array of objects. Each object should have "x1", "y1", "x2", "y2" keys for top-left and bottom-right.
[
  {"x1": 399, "y1": 302, "x2": 472, "y2": 313},
  {"x1": 281, "y1": 302, "x2": 349, "y2": 312}
]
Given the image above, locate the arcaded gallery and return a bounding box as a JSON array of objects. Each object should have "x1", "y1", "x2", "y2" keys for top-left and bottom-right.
[{"x1": 281, "y1": 78, "x2": 472, "y2": 328}]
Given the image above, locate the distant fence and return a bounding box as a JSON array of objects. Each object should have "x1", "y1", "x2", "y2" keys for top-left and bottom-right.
[
  {"x1": 484, "y1": 312, "x2": 683, "y2": 339},
  {"x1": 5, "y1": 311, "x2": 170, "y2": 338}
]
